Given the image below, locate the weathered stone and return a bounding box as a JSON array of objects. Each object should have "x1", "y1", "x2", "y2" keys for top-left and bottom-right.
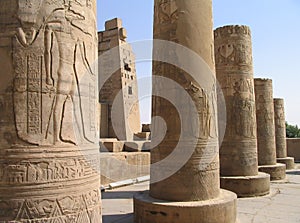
[
  {"x1": 258, "y1": 163, "x2": 286, "y2": 181},
  {"x1": 100, "y1": 139, "x2": 124, "y2": 153},
  {"x1": 286, "y1": 138, "x2": 300, "y2": 163},
  {"x1": 220, "y1": 173, "x2": 270, "y2": 198},
  {"x1": 274, "y1": 98, "x2": 295, "y2": 169},
  {"x1": 98, "y1": 18, "x2": 141, "y2": 141},
  {"x1": 254, "y1": 78, "x2": 286, "y2": 180},
  {"x1": 214, "y1": 25, "x2": 270, "y2": 197},
  {"x1": 0, "y1": 0, "x2": 101, "y2": 222},
  {"x1": 134, "y1": 190, "x2": 237, "y2": 223},
  {"x1": 134, "y1": 1, "x2": 237, "y2": 222},
  {"x1": 100, "y1": 103, "x2": 109, "y2": 138},
  {"x1": 124, "y1": 141, "x2": 150, "y2": 152},
  {"x1": 277, "y1": 157, "x2": 297, "y2": 169},
  {"x1": 105, "y1": 18, "x2": 122, "y2": 31},
  {"x1": 100, "y1": 152, "x2": 150, "y2": 186}
]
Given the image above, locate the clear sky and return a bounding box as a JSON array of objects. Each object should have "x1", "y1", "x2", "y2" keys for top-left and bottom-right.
[{"x1": 97, "y1": 0, "x2": 300, "y2": 126}]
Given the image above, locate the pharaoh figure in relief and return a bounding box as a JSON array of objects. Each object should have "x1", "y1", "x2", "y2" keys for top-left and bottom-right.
[{"x1": 13, "y1": 0, "x2": 97, "y2": 147}]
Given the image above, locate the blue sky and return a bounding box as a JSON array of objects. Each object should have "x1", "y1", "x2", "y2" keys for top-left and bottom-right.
[{"x1": 97, "y1": 0, "x2": 300, "y2": 125}]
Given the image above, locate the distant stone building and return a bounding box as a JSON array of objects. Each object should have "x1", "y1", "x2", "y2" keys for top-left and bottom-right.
[{"x1": 98, "y1": 18, "x2": 141, "y2": 141}]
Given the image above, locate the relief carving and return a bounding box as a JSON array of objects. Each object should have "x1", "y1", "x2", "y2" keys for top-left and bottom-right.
[
  {"x1": 12, "y1": 0, "x2": 97, "y2": 146},
  {"x1": 229, "y1": 78, "x2": 256, "y2": 138},
  {"x1": 185, "y1": 82, "x2": 217, "y2": 139},
  {"x1": 157, "y1": 0, "x2": 178, "y2": 24},
  {"x1": 0, "y1": 157, "x2": 97, "y2": 185},
  {"x1": 0, "y1": 1, "x2": 100, "y2": 222},
  {"x1": 0, "y1": 189, "x2": 101, "y2": 222}
]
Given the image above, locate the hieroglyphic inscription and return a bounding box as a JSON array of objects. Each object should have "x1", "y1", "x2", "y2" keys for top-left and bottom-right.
[
  {"x1": 215, "y1": 25, "x2": 258, "y2": 176},
  {"x1": 0, "y1": 157, "x2": 98, "y2": 185},
  {"x1": 0, "y1": 189, "x2": 101, "y2": 222},
  {"x1": 11, "y1": 0, "x2": 97, "y2": 146},
  {"x1": 0, "y1": 1, "x2": 101, "y2": 222}
]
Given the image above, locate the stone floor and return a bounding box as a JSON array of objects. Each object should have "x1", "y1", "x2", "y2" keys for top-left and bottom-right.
[{"x1": 102, "y1": 164, "x2": 300, "y2": 223}]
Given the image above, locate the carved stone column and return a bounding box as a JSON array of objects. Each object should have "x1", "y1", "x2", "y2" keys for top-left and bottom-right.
[
  {"x1": 134, "y1": 1, "x2": 237, "y2": 222},
  {"x1": 254, "y1": 79, "x2": 286, "y2": 180},
  {"x1": 0, "y1": 0, "x2": 101, "y2": 222},
  {"x1": 214, "y1": 25, "x2": 270, "y2": 197},
  {"x1": 274, "y1": 98, "x2": 295, "y2": 169}
]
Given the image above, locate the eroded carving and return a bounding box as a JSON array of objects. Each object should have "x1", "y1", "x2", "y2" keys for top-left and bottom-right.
[
  {"x1": 215, "y1": 25, "x2": 259, "y2": 177},
  {"x1": 0, "y1": 0, "x2": 101, "y2": 222},
  {"x1": 12, "y1": 0, "x2": 97, "y2": 146}
]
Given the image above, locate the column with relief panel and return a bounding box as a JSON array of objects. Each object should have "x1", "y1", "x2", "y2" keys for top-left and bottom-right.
[
  {"x1": 214, "y1": 25, "x2": 270, "y2": 197},
  {"x1": 0, "y1": 0, "x2": 101, "y2": 222}
]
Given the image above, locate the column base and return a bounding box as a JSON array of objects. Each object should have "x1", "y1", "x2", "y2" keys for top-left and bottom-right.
[
  {"x1": 220, "y1": 172, "x2": 270, "y2": 198},
  {"x1": 134, "y1": 189, "x2": 237, "y2": 223},
  {"x1": 258, "y1": 163, "x2": 286, "y2": 181},
  {"x1": 277, "y1": 157, "x2": 295, "y2": 170}
]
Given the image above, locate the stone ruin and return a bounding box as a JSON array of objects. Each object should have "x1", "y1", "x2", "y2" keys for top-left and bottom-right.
[
  {"x1": 98, "y1": 18, "x2": 141, "y2": 141},
  {"x1": 98, "y1": 18, "x2": 150, "y2": 187},
  {"x1": 98, "y1": 18, "x2": 150, "y2": 153},
  {"x1": 0, "y1": 0, "x2": 296, "y2": 222}
]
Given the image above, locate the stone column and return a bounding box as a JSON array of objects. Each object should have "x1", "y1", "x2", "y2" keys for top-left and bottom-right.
[
  {"x1": 274, "y1": 98, "x2": 295, "y2": 169},
  {"x1": 0, "y1": 1, "x2": 101, "y2": 222},
  {"x1": 254, "y1": 79, "x2": 286, "y2": 180},
  {"x1": 214, "y1": 25, "x2": 270, "y2": 197},
  {"x1": 134, "y1": 1, "x2": 237, "y2": 223}
]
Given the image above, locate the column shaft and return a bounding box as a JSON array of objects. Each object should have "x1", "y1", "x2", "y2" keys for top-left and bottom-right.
[
  {"x1": 150, "y1": 0, "x2": 219, "y2": 202},
  {"x1": 134, "y1": 1, "x2": 237, "y2": 223},
  {"x1": 254, "y1": 79, "x2": 277, "y2": 165},
  {"x1": 214, "y1": 25, "x2": 258, "y2": 176},
  {"x1": 254, "y1": 79, "x2": 286, "y2": 181},
  {"x1": 214, "y1": 25, "x2": 270, "y2": 197},
  {"x1": 274, "y1": 98, "x2": 295, "y2": 169},
  {"x1": 274, "y1": 99, "x2": 288, "y2": 158},
  {"x1": 0, "y1": 1, "x2": 101, "y2": 222}
]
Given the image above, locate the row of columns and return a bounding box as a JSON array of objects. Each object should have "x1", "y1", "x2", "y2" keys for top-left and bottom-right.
[
  {"x1": 135, "y1": 1, "x2": 294, "y2": 222},
  {"x1": 0, "y1": 0, "x2": 294, "y2": 222}
]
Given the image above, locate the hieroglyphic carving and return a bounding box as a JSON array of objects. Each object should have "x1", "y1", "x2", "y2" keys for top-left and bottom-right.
[
  {"x1": 11, "y1": 0, "x2": 97, "y2": 146},
  {"x1": 154, "y1": 0, "x2": 179, "y2": 42},
  {"x1": 0, "y1": 0, "x2": 101, "y2": 222},
  {"x1": 13, "y1": 37, "x2": 53, "y2": 145},
  {"x1": 185, "y1": 82, "x2": 218, "y2": 139},
  {"x1": 149, "y1": 0, "x2": 221, "y2": 202},
  {"x1": 214, "y1": 25, "x2": 252, "y2": 66},
  {"x1": 215, "y1": 25, "x2": 258, "y2": 176},
  {"x1": 0, "y1": 157, "x2": 99, "y2": 185},
  {"x1": 157, "y1": 0, "x2": 178, "y2": 25},
  {"x1": 0, "y1": 189, "x2": 101, "y2": 223},
  {"x1": 254, "y1": 79, "x2": 277, "y2": 165}
]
